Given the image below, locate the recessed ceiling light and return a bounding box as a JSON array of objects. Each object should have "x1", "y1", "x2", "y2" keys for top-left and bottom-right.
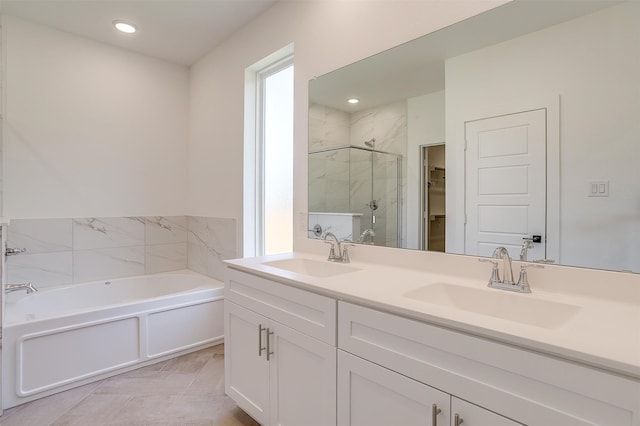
[
  {"x1": 347, "y1": 98, "x2": 360, "y2": 104},
  {"x1": 113, "y1": 20, "x2": 137, "y2": 34}
]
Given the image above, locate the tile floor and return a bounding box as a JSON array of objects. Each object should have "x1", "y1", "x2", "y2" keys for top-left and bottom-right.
[{"x1": 0, "y1": 344, "x2": 260, "y2": 426}]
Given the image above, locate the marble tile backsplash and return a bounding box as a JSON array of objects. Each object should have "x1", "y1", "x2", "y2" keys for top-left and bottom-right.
[
  {"x1": 73, "y1": 217, "x2": 146, "y2": 250},
  {"x1": 187, "y1": 216, "x2": 237, "y2": 282},
  {"x1": 6, "y1": 216, "x2": 236, "y2": 288}
]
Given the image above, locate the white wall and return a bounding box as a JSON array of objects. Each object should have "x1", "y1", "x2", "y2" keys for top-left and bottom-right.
[
  {"x1": 187, "y1": 0, "x2": 509, "y2": 255},
  {"x1": 2, "y1": 16, "x2": 189, "y2": 219},
  {"x1": 445, "y1": 2, "x2": 640, "y2": 272},
  {"x1": 406, "y1": 91, "x2": 445, "y2": 249}
]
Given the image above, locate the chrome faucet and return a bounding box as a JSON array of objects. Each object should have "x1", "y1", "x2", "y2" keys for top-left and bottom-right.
[
  {"x1": 479, "y1": 247, "x2": 542, "y2": 293},
  {"x1": 323, "y1": 232, "x2": 354, "y2": 263},
  {"x1": 5, "y1": 283, "x2": 38, "y2": 294},
  {"x1": 519, "y1": 238, "x2": 534, "y2": 261},
  {"x1": 493, "y1": 247, "x2": 515, "y2": 284},
  {"x1": 358, "y1": 228, "x2": 375, "y2": 245}
]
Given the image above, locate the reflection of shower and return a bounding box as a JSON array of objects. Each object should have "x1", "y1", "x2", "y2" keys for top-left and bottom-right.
[
  {"x1": 364, "y1": 138, "x2": 376, "y2": 148},
  {"x1": 308, "y1": 145, "x2": 401, "y2": 248}
]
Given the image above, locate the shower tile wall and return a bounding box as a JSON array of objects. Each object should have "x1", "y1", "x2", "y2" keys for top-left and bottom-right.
[
  {"x1": 308, "y1": 103, "x2": 350, "y2": 152},
  {"x1": 308, "y1": 104, "x2": 352, "y2": 214},
  {"x1": 6, "y1": 216, "x2": 234, "y2": 288},
  {"x1": 350, "y1": 101, "x2": 407, "y2": 155},
  {"x1": 308, "y1": 149, "x2": 351, "y2": 213},
  {"x1": 309, "y1": 101, "x2": 406, "y2": 247}
]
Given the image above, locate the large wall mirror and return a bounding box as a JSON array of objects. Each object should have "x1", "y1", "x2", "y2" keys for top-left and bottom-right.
[{"x1": 308, "y1": 0, "x2": 639, "y2": 273}]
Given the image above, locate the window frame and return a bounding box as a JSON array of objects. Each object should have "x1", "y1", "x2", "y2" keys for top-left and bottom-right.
[{"x1": 243, "y1": 47, "x2": 294, "y2": 257}]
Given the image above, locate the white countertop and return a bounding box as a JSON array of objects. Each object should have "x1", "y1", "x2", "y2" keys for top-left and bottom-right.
[{"x1": 226, "y1": 251, "x2": 640, "y2": 380}]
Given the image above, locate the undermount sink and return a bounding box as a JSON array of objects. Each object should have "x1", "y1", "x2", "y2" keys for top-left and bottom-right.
[
  {"x1": 263, "y1": 258, "x2": 361, "y2": 278},
  {"x1": 403, "y1": 283, "x2": 581, "y2": 329}
]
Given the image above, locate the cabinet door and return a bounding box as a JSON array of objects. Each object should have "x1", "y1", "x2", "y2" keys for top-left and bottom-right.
[
  {"x1": 451, "y1": 397, "x2": 523, "y2": 426},
  {"x1": 225, "y1": 300, "x2": 270, "y2": 425},
  {"x1": 268, "y1": 320, "x2": 336, "y2": 426},
  {"x1": 338, "y1": 350, "x2": 449, "y2": 426}
]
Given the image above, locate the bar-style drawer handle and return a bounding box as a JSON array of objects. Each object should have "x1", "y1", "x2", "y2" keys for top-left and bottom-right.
[
  {"x1": 432, "y1": 404, "x2": 441, "y2": 425},
  {"x1": 258, "y1": 324, "x2": 267, "y2": 356},
  {"x1": 454, "y1": 414, "x2": 464, "y2": 426},
  {"x1": 266, "y1": 328, "x2": 274, "y2": 361}
]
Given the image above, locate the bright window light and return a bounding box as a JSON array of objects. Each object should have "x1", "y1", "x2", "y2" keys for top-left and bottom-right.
[{"x1": 263, "y1": 65, "x2": 294, "y2": 255}]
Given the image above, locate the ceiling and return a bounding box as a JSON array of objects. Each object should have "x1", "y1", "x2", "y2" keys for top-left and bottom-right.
[
  {"x1": 310, "y1": 0, "x2": 620, "y2": 112},
  {"x1": 1, "y1": 0, "x2": 278, "y2": 66}
]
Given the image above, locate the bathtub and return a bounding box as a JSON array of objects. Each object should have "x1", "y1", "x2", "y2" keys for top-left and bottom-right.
[{"x1": 2, "y1": 270, "x2": 224, "y2": 408}]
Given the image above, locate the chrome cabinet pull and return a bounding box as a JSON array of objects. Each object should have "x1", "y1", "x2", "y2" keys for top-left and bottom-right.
[
  {"x1": 431, "y1": 404, "x2": 441, "y2": 425},
  {"x1": 258, "y1": 324, "x2": 266, "y2": 356},
  {"x1": 454, "y1": 414, "x2": 464, "y2": 426},
  {"x1": 266, "y1": 328, "x2": 274, "y2": 361}
]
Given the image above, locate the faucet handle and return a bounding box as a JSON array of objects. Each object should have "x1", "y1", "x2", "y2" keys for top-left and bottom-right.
[
  {"x1": 479, "y1": 258, "x2": 501, "y2": 284},
  {"x1": 517, "y1": 264, "x2": 544, "y2": 293},
  {"x1": 324, "y1": 240, "x2": 337, "y2": 260},
  {"x1": 340, "y1": 240, "x2": 356, "y2": 263}
]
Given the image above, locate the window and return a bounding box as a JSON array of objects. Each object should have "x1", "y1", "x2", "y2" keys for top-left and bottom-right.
[{"x1": 244, "y1": 47, "x2": 294, "y2": 257}]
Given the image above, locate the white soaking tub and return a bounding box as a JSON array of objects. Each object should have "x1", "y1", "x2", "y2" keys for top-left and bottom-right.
[{"x1": 2, "y1": 270, "x2": 224, "y2": 408}]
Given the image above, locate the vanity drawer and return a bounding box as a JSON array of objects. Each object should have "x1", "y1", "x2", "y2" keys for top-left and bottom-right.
[
  {"x1": 338, "y1": 301, "x2": 639, "y2": 426},
  {"x1": 225, "y1": 268, "x2": 336, "y2": 345}
]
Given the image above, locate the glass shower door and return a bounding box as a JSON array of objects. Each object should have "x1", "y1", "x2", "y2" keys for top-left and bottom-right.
[
  {"x1": 349, "y1": 148, "x2": 400, "y2": 247},
  {"x1": 372, "y1": 151, "x2": 400, "y2": 247},
  {"x1": 349, "y1": 148, "x2": 374, "y2": 242}
]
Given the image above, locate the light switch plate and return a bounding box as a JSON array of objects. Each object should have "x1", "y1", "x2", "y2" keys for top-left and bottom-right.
[{"x1": 588, "y1": 180, "x2": 609, "y2": 197}]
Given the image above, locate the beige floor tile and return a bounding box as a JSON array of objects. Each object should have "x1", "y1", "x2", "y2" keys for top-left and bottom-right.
[
  {"x1": 161, "y1": 352, "x2": 211, "y2": 375},
  {"x1": 184, "y1": 354, "x2": 225, "y2": 397},
  {"x1": 95, "y1": 371, "x2": 197, "y2": 396},
  {"x1": 0, "y1": 345, "x2": 257, "y2": 426},
  {"x1": 117, "y1": 359, "x2": 169, "y2": 379},
  {"x1": 0, "y1": 414, "x2": 55, "y2": 426},
  {"x1": 108, "y1": 394, "x2": 219, "y2": 425},
  {"x1": 212, "y1": 397, "x2": 260, "y2": 426},
  {"x1": 0, "y1": 380, "x2": 104, "y2": 425},
  {"x1": 52, "y1": 394, "x2": 132, "y2": 425}
]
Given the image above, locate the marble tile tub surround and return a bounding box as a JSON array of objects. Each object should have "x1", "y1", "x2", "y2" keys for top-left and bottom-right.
[
  {"x1": 6, "y1": 216, "x2": 236, "y2": 288},
  {"x1": 187, "y1": 216, "x2": 237, "y2": 282}
]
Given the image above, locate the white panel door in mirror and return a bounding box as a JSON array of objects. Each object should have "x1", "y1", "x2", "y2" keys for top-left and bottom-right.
[{"x1": 465, "y1": 109, "x2": 546, "y2": 261}]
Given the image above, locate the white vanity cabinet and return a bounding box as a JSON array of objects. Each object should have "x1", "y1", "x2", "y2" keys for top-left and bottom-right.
[
  {"x1": 225, "y1": 262, "x2": 639, "y2": 426},
  {"x1": 225, "y1": 301, "x2": 270, "y2": 424},
  {"x1": 224, "y1": 268, "x2": 337, "y2": 426},
  {"x1": 451, "y1": 397, "x2": 522, "y2": 426},
  {"x1": 337, "y1": 350, "x2": 450, "y2": 426},
  {"x1": 338, "y1": 301, "x2": 640, "y2": 426},
  {"x1": 337, "y1": 350, "x2": 521, "y2": 426}
]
